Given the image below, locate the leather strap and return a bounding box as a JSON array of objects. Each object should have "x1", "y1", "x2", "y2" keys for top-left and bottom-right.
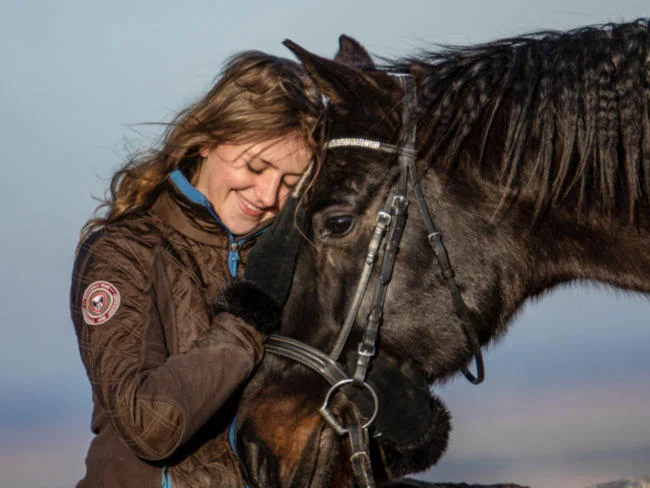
[{"x1": 265, "y1": 335, "x2": 348, "y2": 386}]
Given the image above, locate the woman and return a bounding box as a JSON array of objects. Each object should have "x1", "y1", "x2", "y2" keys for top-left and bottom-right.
[{"x1": 71, "y1": 52, "x2": 323, "y2": 487}]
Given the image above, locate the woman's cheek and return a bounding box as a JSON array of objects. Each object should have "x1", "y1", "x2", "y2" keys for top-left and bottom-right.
[{"x1": 226, "y1": 168, "x2": 255, "y2": 191}]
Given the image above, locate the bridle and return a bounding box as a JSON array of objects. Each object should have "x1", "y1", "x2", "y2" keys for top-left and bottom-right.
[
  {"x1": 262, "y1": 74, "x2": 485, "y2": 487},
  {"x1": 262, "y1": 74, "x2": 484, "y2": 487}
]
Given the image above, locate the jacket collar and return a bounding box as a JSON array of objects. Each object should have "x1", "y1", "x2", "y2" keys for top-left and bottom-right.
[
  {"x1": 151, "y1": 169, "x2": 230, "y2": 247},
  {"x1": 150, "y1": 169, "x2": 271, "y2": 276},
  {"x1": 168, "y1": 169, "x2": 226, "y2": 228}
]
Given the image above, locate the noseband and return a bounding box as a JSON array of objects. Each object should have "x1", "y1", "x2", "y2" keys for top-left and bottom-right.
[{"x1": 263, "y1": 74, "x2": 485, "y2": 487}]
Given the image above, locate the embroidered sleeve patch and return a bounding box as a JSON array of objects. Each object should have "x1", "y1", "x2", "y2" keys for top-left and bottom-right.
[{"x1": 82, "y1": 281, "x2": 121, "y2": 326}]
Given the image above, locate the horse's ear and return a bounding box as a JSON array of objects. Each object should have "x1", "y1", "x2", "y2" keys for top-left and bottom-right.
[
  {"x1": 284, "y1": 39, "x2": 394, "y2": 106},
  {"x1": 334, "y1": 35, "x2": 375, "y2": 68}
]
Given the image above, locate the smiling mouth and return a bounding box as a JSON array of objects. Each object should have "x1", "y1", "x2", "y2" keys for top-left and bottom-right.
[{"x1": 238, "y1": 194, "x2": 265, "y2": 217}]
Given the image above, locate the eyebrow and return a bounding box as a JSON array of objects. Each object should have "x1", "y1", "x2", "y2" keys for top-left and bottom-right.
[{"x1": 257, "y1": 157, "x2": 305, "y2": 177}]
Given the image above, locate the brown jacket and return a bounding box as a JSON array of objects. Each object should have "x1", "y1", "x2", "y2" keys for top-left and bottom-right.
[{"x1": 71, "y1": 174, "x2": 265, "y2": 487}]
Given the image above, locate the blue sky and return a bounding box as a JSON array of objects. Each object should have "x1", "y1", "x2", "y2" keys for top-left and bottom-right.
[{"x1": 1, "y1": 1, "x2": 648, "y2": 487}]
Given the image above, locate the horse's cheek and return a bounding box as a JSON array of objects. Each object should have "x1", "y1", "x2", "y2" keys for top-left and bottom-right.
[{"x1": 242, "y1": 387, "x2": 323, "y2": 477}]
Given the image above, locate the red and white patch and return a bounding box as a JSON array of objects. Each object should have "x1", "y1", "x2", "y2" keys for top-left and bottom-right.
[{"x1": 82, "y1": 281, "x2": 121, "y2": 326}]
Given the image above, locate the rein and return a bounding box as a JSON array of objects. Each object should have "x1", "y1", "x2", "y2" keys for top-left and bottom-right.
[{"x1": 260, "y1": 74, "x2": 484, "y2": 487}]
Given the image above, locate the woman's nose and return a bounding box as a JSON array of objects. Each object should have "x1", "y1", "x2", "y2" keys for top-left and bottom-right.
[{"x1": 255, "y1": 172, "x2": 282, "y2": 209}]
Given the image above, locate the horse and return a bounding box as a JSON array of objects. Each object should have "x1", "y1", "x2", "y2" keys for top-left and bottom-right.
[{"x1": 231, "y1": 20, "x2": 650, "y2": 487}]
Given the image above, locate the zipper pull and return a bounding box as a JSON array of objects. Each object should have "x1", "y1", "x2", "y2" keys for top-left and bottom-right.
[{"x1": 228, "y1": 242, "x2": 239, "y2": 277}]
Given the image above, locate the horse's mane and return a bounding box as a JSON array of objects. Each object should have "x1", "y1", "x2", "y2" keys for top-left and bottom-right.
[{"x1": 391, "y1": 19, "x2": 650, "y2": 224}]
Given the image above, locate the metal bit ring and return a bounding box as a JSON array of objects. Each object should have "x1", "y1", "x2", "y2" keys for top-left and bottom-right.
[{"x1": 319, "y1": 379, "x2": 379, "y2": 436}]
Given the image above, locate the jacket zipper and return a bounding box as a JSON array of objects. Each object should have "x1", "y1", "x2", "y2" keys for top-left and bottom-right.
[
  {"x1": 228, "y1": 242, "x2": 240, "y2": 277},
  {"x1": 227, "y1": 227, "x2": 267, "y2": 277}
]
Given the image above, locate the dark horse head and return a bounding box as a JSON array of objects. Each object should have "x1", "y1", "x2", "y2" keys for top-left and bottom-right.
[{"x1": 234, "y1": 21, "x2": 650, "y2": 487}]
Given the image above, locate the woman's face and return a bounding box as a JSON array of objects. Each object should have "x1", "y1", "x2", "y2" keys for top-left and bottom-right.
[{"x1": 197, "y1": 134, "x2": 312, "y2": 236}]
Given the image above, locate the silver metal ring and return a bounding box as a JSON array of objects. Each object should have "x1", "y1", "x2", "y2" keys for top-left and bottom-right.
[{"x1": 318, "y1": 379, "x2": 380, "y2": 436}]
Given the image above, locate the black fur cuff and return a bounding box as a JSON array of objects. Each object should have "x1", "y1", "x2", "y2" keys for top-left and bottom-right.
[
  {"x1": 376, "y1": 394, "x2": 451, "y2": 479},
  {"x1": 213, "y1": 279, "x2": 282, "y2": 335}
]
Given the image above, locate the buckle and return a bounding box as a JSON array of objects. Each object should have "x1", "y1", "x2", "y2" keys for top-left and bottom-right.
[
  {"x1": 376, "y1": 211, "x2": 391, "y2": 228},
  {"x1": 357, "y1": 342, "x2": 376, "y2": 357}
]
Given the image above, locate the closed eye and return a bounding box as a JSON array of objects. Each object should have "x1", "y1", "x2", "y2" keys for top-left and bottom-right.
[
  {"x1": 246, "y1": 163, "x2": 265, "y2": 174},
  {"x1": 283, "y1": 175, "x2": 301, "y2": 190}
]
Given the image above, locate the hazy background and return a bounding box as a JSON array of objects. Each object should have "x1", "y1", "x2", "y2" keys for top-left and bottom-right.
[{"x1": 1, "y1": 1, "x2": 648, "y2": 487}]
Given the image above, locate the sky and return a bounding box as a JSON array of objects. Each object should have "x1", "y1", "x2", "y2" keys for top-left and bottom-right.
[{"x1": 0, "y1": 1, "x2": 648, "y2": 487}]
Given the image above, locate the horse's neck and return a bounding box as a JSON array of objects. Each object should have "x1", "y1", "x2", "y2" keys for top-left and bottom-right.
[{"x1": 530, "y1": 209, "x2": 650, "y2": 295}]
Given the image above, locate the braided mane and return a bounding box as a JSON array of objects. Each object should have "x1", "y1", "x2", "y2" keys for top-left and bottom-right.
[{"x1": 392, "y1": 20, "x2": 650, "y2": 223}]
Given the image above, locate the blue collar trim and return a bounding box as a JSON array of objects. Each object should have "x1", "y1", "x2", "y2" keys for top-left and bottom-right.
[{"x1": 169, "y1": 169, "x2": 224, "y2": 226}]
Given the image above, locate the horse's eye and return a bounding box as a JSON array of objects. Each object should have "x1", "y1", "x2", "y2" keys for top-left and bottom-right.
[{"x1": 323, "y1": 215, "x2": 355, "y2": 237}]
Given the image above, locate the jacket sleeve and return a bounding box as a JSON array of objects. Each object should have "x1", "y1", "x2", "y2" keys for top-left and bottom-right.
[{"x1": 70, "y1": 231, "x2": 264, "y2": 461}]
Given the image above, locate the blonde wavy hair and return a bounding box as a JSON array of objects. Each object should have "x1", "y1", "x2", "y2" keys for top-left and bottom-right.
[{"x1": 81, "y1": 51, "x2": 324, "y2": 239}]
